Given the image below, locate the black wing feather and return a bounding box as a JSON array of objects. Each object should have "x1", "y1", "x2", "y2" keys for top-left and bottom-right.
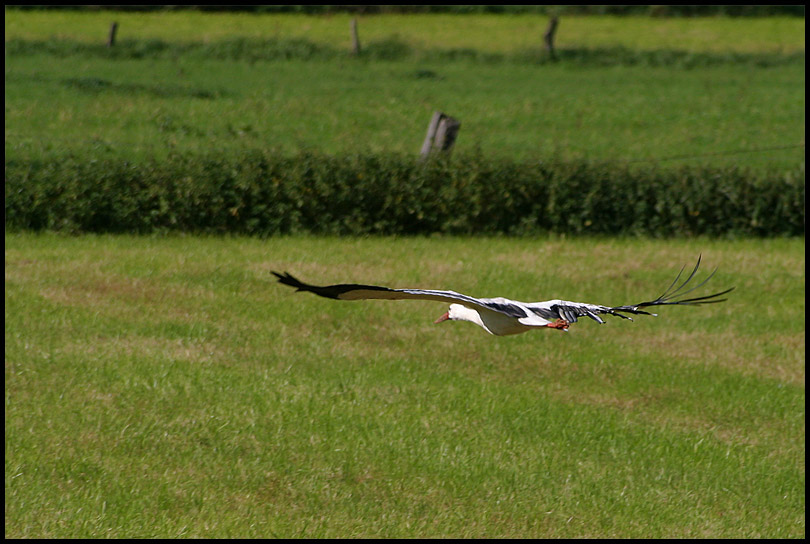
[
  {"x1": 271, "y1": 271, "x2": 393, "y2": 300},
  {"x1": 527, "y1": 255, "x2": 732, "y2": 324},
  {"x1": 608, "y1": 255, "x2": 734, "y2": 317},
  {"x1": 271, "y1": 271, "x2": 528, "y2": 318}
]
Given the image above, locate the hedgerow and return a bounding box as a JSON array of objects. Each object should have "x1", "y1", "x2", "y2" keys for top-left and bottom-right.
[{"x1": 5, "y1": 152, "x2": 804, "y2": 237}]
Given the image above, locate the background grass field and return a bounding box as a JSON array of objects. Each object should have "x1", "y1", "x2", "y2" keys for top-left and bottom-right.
[
  {"x1": 4, "y1": 234, "x2": 805, "y2": 538},
  {"x1": 4, "y1": 8, "x2": 806, "y2": 539},
  {"x1": 4, "y1": 10, "x2": 806, "y2": 169},
  {"x1": 5, "y1": 55, "x2": 804, "y2": 170},
  {"x1": 5, "y1": 11, "x2": 804, "y2": 53}
]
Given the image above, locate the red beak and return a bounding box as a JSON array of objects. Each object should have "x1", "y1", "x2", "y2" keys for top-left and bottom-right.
[{"x1": 434, "y1": 311, "x2": 450, "y2": 324}]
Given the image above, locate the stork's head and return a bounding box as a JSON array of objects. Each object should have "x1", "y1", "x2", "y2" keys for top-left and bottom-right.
[
  {"x1": 433, "y1": 303, "x2": 517, "y2": 336},
  {"x1": 434, "y1": 303, "x2": 471, "y2": 324}
]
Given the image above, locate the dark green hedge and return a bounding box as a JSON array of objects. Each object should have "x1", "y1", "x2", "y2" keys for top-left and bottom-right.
[{"x1": 5, "y1": 152, "x2": 805, "y2": 237}]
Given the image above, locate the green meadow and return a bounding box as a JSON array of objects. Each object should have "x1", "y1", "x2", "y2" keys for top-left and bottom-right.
[
  {"x1": 4, "y1": 10, "x2": 806, "y2": 169},
  {"x1": 4, "y1": 9, "x2": 806, "y2": 539},
  {"x1": 5, "y1": 11, "x2": 804, "y2": 53},
  {"x1": 5, "y1": 55, "x2": 805, "y2": 170},
  {"x1": 4, "y1": 234, "x2": 805, "y2": 538}
]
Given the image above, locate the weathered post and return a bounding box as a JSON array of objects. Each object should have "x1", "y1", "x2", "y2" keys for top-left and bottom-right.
[
  {"x1": 350, "y1": 18, "x2": 361, "y2": 55},
  {"x1": 420, "y1": 111, "x2": 461, "y2": 159},
  {"x1": 420, "y1": 111, "x2": 444, "y2": 158},
  {"x1": 543, "y1": 15, "x2": 559, "y2": 61},
  {"x1": 107, "y1": 21, "x2": 118, "y2": 48},
  {"x1": 434, "y1": 116, "x2": 461, "y2": 153}
]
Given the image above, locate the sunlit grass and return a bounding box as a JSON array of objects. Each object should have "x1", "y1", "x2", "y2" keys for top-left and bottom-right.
[
  {"x1": 5, "y1": 10, "x2": 805, "y2": 169},
  {"x1": 5, "y1": 233, "x2": 805, "y2": 538},
  {"x1": 4, "y1": 11, "x2": 805, "y2": 54}
]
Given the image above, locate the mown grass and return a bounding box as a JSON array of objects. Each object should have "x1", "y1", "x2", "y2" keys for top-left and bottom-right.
[{"x1": 5, "y1": 233, "x2": 805, "y2": 538}]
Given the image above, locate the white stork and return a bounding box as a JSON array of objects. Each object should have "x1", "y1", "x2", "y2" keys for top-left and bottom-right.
[{"x1": 273, "y1": 256, "x2": 733, "y2": 336}]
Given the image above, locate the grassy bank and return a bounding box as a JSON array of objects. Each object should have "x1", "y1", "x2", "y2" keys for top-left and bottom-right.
[{"x1": 5, "y1": 234, "x2": 805, "y2": 538}]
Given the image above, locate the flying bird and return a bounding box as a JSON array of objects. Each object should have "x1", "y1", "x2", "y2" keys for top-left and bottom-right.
[{"x1": 272, "y1": 256, "x2": 733, "y2": 336}]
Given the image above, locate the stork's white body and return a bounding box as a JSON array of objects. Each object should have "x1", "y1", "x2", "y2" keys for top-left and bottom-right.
[
  {"x1": 445, "y1": 303, "x2": 533, "y2": 336},
  {"x1": 442, "y1": 300, "x2": 590, "y2": 335}
]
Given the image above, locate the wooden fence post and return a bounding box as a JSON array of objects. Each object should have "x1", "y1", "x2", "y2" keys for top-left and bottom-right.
[
  {"x1": 107, "y1": 22, "x2": 118, "y2": 48},
  {"x1": 420, "y1": 111, "x2": 461, "y2": 159},
  {"x1": 434, "y1": 116, "x2": 461, "y2": 154},
  {"x1": 420, "y1": 111, "x2": 444, "y2": 158},
  {"x1": 543, "y1": 15, "x2": 559, "y2": 61},
  {"x1": 350, "y1": 18, "x2": 361, "y2": 55}
]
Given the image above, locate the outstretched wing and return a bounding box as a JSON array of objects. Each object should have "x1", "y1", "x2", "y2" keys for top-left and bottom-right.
[
  {"x1": 271, "y1": 271, "x2": 529, "y2": 318},
  {"x1": 522, "y1": 255, "x2": 734, "y2": 325}
]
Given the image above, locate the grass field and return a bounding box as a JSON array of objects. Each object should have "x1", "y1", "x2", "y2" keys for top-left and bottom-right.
[
  {"x1": 5, "y1": 11, "x2": 804, "y2": 54},
  {"x1": 4, "y1": 10, "x2": 807, "y2": 538},
  {"x1": 5, "y1": 56, "x2": 805, "y2": 169},
  {"x1": 5, "y1": 234, "x2": 805, "y2": 538},
  {"x1": 4, "y1": 11, "x2": 806, "y2": 169}
]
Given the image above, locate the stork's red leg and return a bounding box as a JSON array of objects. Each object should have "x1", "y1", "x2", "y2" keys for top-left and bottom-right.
[{"x1": 546, "y1": 318, "x2": 570, "y2": 330}]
